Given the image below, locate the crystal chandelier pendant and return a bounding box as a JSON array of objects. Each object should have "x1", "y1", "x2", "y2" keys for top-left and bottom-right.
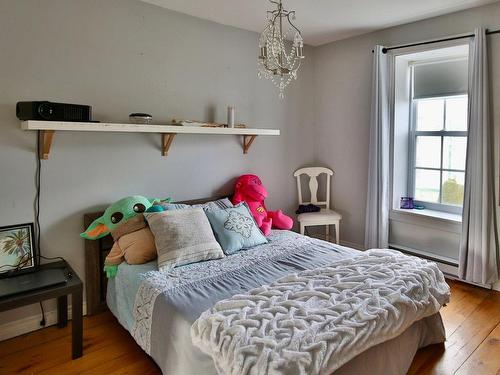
[{"x1": 258, "y1": 0, "x2": 305, "y2": 99}]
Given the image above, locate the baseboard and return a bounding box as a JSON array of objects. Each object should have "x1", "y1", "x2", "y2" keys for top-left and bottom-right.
[
  {"x1": 494, "y1": 281, "x2": 500, "y2": 292},
  {"x1": 0, "y1": 302, "x2": 87, "y2": 342},
  {"x1": 389, "y1": 244, "x2": 460, "y2": 277},
  {"x1": 443, "y1": 274, "x2": 495, "y2": 289},
  {"x1": 389, "y1": 243, "x2": 458, "y2": 266},
  {"x1": 389, "y1": 244, "x2": 500, "y2": 289}
]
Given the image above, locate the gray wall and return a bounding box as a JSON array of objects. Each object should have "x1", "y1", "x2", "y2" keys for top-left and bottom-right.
[
  {"x1": 2, "y1": 0, "x2": 500, "y2": 331},
  {"x1": 313, "y1": 2, "x2": 500, "y2": 249},
  {"x1": 0, "y1": 0, "x2": 315, "y2": 326}
]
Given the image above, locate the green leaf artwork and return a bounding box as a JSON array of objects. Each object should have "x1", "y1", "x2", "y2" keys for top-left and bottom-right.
[{"x1": 0, "y1": 227, "x2": 32, "y2": 270}]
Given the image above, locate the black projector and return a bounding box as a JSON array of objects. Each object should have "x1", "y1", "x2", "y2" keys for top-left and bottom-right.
[{"x1": 16, "y1": 101, "x2": 92, "y2": 122}]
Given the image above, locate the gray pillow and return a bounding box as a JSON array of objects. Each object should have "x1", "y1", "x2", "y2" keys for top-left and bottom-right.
[
  {"x1": 145, "y1": 208, "x2": 224, "y2": 271},
  {"x1": 160, "y1": 198, "x2": 233, "y2": 212},
  {"x1": 193, "y1": 198, "x2": 234, "y2": 210}
]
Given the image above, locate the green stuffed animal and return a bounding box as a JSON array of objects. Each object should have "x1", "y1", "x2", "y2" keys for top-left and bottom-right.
[
  {"x1": 80, "y1": 195, "x2": 169, "y2": 240},
  {"x1": 81, "y1": 195, "x2": 169, "y2": 278}
]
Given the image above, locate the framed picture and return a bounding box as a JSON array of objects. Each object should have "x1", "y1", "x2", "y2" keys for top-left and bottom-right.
[{"x1": 0, "y1": 223, "x2": 37, "y2": 277}]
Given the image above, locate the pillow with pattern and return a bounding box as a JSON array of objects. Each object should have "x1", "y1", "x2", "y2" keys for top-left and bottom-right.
[
  {"x1": 161, "y1": 197, "x2": 233, "y2": 211},
  {"x1": 205, "y1": 202, "x2": 267, "y2": 255}
]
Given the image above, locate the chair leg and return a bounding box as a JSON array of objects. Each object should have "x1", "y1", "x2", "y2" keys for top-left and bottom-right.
[
  {"x1": 335, "y1": 221, "x2": 340, "y2": 244},
  {"x1": 325, "y1": 225, "x2": 330, "y2": 242},
  {"x1": 300, "y1": 223, "x2": 305, "y2": 235}
]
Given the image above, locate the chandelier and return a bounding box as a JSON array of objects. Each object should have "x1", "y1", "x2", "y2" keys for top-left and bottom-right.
[{"x1": 258, "y1": 0, "x2": 305, "y2": 99}]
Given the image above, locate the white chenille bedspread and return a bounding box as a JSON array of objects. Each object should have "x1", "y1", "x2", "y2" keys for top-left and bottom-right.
[{"x1": 191, "y1": 249, "x2": 450, "y2": 375}]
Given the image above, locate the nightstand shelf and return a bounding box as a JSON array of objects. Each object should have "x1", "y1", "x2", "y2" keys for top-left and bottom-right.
[{"x1": 0, "y1": 261, "x2": 83, "y2": 359}]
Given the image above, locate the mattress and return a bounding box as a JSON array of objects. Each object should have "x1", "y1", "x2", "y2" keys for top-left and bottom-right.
[{"x1": 107, "y1": 230, "x2": 446, "y2": 374}]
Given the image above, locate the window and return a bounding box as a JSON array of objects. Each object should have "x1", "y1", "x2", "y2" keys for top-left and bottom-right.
[
  {"x1": 409, "y1": 95, "x2": 468, "y2": 214},
  {"x1": 392, "y1": 45, "x2": 469, "y2": 217}
]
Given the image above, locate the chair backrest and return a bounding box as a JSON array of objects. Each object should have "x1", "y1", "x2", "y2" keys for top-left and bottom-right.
[{"x1": 293, "y1": 167, "x2": 333, "y2": 209}]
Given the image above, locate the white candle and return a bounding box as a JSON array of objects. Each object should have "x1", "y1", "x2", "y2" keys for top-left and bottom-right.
[{"x1": 227, "y1": 106, "x2": 235, "y2": 128}]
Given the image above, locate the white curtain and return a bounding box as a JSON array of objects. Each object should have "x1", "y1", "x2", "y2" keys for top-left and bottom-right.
[
  {"x1": 459, "y1": 28, "x2": 499, "y2": 285},
  {"x1": 365, "y1": 45, "x2": 390, "y2": 249}
]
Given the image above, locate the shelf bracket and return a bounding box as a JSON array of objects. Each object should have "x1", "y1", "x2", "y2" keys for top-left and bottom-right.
[
  {"x1": 243, "y1": 135, "x2": 257, "y2": 154},
  {"x1": 161, "y1": 133, "x2": 176, "y2": 156},
  {"x1": 39, "y1": 130, "x2": 55, "y2": 160}
]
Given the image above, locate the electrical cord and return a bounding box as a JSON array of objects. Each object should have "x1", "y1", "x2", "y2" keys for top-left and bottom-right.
[
  {"x1": 33, "y1": 133, "x2": 66, "y2": 267},
  {"x1": 35, "y1": 130, "x2": 41, "y2": 264},
  {"x1": 39, "y1": 302, "x2": 46, "y2": 326},
  {"x1": 36, "y1": 132, "x2": 46, "y2": 327}
]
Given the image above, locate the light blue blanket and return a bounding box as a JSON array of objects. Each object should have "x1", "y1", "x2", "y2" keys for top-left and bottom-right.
[
  {"x1": 107, "y1": 261, "x2": 156, "y2": 331},
  {"x1": 107, "y1": 231, "x2": 446, "y2": 375},
  {"x1": 108, "y1": 231, "x2": 358, "y2": 334}
]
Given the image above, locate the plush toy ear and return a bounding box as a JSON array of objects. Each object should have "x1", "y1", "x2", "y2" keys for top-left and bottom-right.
[
  {"x1": 146, "y1": 205, "x2": 164, "y2": 213},
  {"x1": 80, "y1": 217, "x2": 109, "y2": 240}
]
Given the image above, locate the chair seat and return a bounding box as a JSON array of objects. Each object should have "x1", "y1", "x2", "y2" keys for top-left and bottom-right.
[{"x1": 297, "y1": 209, "x2": 342, "y2": 225}]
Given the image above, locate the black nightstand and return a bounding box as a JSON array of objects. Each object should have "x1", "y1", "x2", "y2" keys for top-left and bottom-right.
[{"x1": 0, "y1": 261, "x2": 83, "y2": 359}]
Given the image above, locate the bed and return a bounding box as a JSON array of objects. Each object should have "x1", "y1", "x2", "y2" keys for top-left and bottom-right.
[{"x1": 84, "y1": 197, "x2": 449, "y2": 375}]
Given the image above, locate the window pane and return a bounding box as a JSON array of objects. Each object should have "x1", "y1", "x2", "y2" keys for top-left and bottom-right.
[
  {"x1": 442, "y1": 171, "x2": 465, "y2": 206},
  {"x1": 416, "y1": 99, "x2": 444, "y2": 131},
  {"x1": 416, "y1": 136, "x2": 441, "y2": 168},
  {"x1": 443, "y1": 137, "x2": 467, "y2": 170},
  {"x1": 445, "y1": 96, "x2": 468, "y2": 131},
  {"x1": 415, "y1": 169, "x2": 440, "y2": 203}
]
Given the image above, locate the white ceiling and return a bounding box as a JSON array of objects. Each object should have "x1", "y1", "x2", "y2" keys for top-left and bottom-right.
[{"x1": 141, "y1": 0, "x2": 497, "y2": 46}]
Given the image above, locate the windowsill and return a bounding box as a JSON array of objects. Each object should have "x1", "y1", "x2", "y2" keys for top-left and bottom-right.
[{"x1": 391, "y1": 207, "x2": 462, "y2": 223}]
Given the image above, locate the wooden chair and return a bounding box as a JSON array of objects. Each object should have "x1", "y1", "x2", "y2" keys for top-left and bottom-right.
[{"x1": 294, "y1": 167, "x2": 342, "y2": 243}]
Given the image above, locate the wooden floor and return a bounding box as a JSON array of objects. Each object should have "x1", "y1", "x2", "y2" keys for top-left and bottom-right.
[{"x1": 0, "y1": 279, "x2": 498, "y2": 374}]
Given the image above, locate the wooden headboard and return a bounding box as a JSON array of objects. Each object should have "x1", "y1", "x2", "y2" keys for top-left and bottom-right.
[{"x1": 83, "y1": 196, "x2": 229, "y2": 315}]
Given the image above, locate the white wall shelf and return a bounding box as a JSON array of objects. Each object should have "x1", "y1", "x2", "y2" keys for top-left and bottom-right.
[{"x1": 21, "y1": 120, "x2": 280, "y2": 159}]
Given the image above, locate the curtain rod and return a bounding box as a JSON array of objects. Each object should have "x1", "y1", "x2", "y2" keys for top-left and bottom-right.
[{"x1": 371, "y1": 28, "x2": 500, "y2": 54}]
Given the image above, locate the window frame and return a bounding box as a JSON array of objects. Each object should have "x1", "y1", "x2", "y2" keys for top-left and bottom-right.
[{"x1": 407, "y1": 70, "x2": 468, "y2": 215}]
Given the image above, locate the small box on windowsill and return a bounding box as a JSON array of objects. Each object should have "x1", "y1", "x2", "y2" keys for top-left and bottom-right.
[{"x1": 400, "y1": 197, "x2": 414, "y2": 209}]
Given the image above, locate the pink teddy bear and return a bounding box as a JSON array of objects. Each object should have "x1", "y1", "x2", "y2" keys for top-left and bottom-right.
[{"x1": 232, "y1": 174, "x2": 293, "y2": 236}]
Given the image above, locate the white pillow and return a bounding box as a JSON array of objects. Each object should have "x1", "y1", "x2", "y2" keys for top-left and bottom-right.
[{"x1": 145, "y1": 207, "x2": 224, "y2": 271}]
